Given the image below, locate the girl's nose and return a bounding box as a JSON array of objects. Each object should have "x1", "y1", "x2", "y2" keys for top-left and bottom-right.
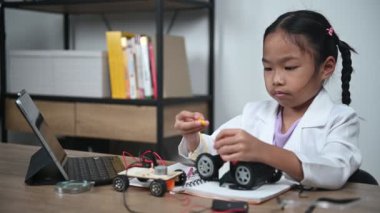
[{"x1": 273, "y1": 70, "x2": 285, "y2": 85}]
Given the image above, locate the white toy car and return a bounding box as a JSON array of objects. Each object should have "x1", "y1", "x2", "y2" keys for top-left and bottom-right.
[{"x1": 113, "y1": 165, "x2": 186, "y2": 197}]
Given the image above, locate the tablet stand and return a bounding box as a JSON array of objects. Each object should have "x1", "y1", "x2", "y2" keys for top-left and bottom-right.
[{"x1": 25, "y1": 147, "x2": 64, "y2": 185}]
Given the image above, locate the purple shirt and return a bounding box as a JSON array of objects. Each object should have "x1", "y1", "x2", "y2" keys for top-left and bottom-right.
[{"x1": 273, "y1": 108, "x2": 300, "y2": 148}]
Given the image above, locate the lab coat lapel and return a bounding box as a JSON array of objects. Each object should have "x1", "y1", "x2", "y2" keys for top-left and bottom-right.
[
  {"x1": 285, "y1": 88, "x2": 334, "y2": 152},
  {"x1": 298, "y1": 88, "x2": 334, "y2": 128},
  {"x1": 254, "y1": 101, "x2": 278, "y2": 144}
]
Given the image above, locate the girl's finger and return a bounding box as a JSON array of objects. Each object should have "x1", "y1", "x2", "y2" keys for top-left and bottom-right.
[
  {"x1": 193, "y1": 112, "x2": 205, "y2": 120},
  {"x1": 176, "y1": 111, "x2": 197, "y2": 121},
  {"x1": 181, "y1": 125, "x2": 207, "y2": 135},
  {"x1": 214, "y1": 136, "x2": 237, "y2": 150},
  {"x1": 215, "y1": 129, "x2": 239, "y2": 141},
  {"x1": 220, "y1": 152, "x2": 240, "y2": 162}
]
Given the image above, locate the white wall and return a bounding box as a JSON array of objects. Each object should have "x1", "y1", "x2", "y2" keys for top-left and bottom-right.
[
  {"x1": 4, "y1": 0, "x2": 380, "y2": 181},
  {"x1": 215, "y1": 0, "x2": 380, "y2": 181},
  {"x1": 5, "y1": 9, "x2": 63, "y2": 49}
]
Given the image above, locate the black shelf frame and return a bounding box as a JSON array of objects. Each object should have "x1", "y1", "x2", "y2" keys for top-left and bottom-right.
[
  {"x1": 1, "y1": 0, "x2": 6, "y2": 143},
  {"x1": 5, "y1": 93, "x2": 211, "y2": 106},
  {"x1": 2, "y1": 0, "x2": 212, "y2": 14},
  {"x1": 0, "y1": 0, "x2": 215, "y2": 156}
]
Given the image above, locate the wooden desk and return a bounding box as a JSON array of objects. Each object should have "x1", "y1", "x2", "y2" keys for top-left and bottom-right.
[{"x1": 0, "y1": 143, "x2": 379, "y2": 213}]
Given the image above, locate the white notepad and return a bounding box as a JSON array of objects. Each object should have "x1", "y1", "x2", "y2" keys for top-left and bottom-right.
[{"x1": 169, "y1": 163, "x2": 293, "y2": 204}]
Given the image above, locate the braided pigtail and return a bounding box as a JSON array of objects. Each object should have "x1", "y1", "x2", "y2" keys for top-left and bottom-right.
[{"x1": 337, "y1": 40, "x2": 356, "y2": 105}]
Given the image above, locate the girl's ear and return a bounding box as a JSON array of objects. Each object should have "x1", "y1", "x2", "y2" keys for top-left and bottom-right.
[{"x1": 320, "y1": 56, "x2": 336, "y2": 80}]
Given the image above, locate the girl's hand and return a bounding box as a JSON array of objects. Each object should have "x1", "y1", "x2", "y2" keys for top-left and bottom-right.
[
  {"x1": 174, "y1": 111, "x2": 209, "y2": 151},
  {"x1": 214, "y1": 129, "x2": 265, "y2": 162},
  {"x1": 174, "y1": 111, "x2": 209, "y2": 135},
  {"x1": 215, "y1": 129, "x2": 304, "y2": 181}
]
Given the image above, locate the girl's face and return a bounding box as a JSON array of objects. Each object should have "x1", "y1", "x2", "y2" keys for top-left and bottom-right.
[{"x1": 262, "y1": 31, "x2": 327, "y2": 110}]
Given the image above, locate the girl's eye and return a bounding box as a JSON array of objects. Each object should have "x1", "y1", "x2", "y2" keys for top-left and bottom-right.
[
  {"x1": 264, "y1": 67, "x2": 272, "y2": 71},
  {"x1": 284, "y1": 66, "x2": 298, "y2": 71}
]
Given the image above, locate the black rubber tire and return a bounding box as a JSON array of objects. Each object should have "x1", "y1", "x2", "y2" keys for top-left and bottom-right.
[
  {"x1": 233, "y1": 163, "x2": 255, "y2": 189},
  {"x1": 268, "y1": 169, "x2": 282, "y2": 183},
  {"x1": 150, "y1": 179, "x2": 167, "y2": 197},
  {"x1": 195, "y1": 153, "x2": 223, "y2": 181},
  {"x1": 174, "y1": 169, "x2": 187, "y2": 186},
  {"x1": 113, "y1": 175, "x2": 130, "y2": 192}
]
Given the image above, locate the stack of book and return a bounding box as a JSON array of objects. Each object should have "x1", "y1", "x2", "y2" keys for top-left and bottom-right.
[{"x1": 106, "y1": 31, "x2": 192, "y2": 99}]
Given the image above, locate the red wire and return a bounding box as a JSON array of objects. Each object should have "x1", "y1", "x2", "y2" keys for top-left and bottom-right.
[
  {"x1": 139, "y1": 150, "x2": 167, "y2": 166},
  {"x1": 152, "y1": 151, "x2": 166, "y2": 166},
  {"x1": 122, "y1": 151, "x2": 140, "y2": 170},
  {"x1": 121, "y1": 149, "x2": 167, "y2": 170},
  {"x1": 140, "y1": 150, "x2": 152, "y2": 157},
  {"x1": 121, "y1": 151, "x2": 129, "y2": 170},
  {"x1": 123, "y1": 151, "x2": 139, "y2": 161}
]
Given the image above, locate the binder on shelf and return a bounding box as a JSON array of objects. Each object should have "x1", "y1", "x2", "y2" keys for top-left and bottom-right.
[{"x1": 154, "y1": 35, "x2": 192, "y2": 98}]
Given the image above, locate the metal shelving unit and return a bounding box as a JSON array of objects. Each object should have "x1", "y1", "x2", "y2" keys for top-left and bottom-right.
[{"x1": 0, "y1": 0, "x2": 214, "y2": 156}]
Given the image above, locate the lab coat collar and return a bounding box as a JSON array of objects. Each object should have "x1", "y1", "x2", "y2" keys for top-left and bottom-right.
[
  {"x1": 256, "y1": 88, "x2": 334, "y2": 128},
  {"x1": 299, "y1": 88, "x2": 334, "y2": 128}
]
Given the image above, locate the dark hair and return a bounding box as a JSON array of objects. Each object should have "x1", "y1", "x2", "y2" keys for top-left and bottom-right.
[{"x1": 264, "y1": 10, "x2": 356, "y2": 105}]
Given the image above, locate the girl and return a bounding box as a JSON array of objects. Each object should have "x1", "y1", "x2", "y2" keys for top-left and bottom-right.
[{"x1": 174, "y1": 10, "x2": 361, "y2": 189}]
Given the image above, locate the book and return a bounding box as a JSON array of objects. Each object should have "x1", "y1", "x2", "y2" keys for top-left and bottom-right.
[
  {"x1": 148, "y1": 38, "x2": 158, "y2": 99},
  {"x1": 107, "y1": 32, "x2": 192, "y2": 99},
  {"x1": 126, "y1": 38, "x2": 138, "y2": 99},
  {"x1": 106, "y1": 31, "x2": 128, "y2": 99},
  {"x1": 139, "y1": 35, "x2": 154, "y2": 98},
  {"x1": 133, "y1": 35, "x2": 145, "y2": 99},
  {"x1": 121, "y1": 37, "x2": 131, "y2": 98},
  {"x1": 169, "y1": 163, "x2": 292, "y2": 204},
  {"x1": 106, "y1": 31, "x2": 153, "y2": 100}
]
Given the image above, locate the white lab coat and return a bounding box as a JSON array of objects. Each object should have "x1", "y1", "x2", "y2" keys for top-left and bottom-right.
[{"x1": 178, "y1": 88, "x2": 362, "y2": 189}]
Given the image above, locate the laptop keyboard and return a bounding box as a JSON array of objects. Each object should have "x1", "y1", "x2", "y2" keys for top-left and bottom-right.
[{"x1": 65, "y1": 156, "x2": 125, "y2": 185}]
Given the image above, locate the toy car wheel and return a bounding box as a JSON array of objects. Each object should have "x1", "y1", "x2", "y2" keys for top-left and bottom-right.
[
  {"x1": 150, "y1": 179, "x2": 167, "y2": 197},
  {"x1": 196, "y1": 153, "x2": 223, "y2": 180},
  {"x1": 174, "y1": 169, "x2": 187, "y2": 186},
  {"x1": 268, "y1": 169, "x2": 282, "y2": 183},
  {"x1": 234, "y1": 163, "x2": 255, "y2": 189},
  {"x1": 113, "y1": 175, "x2": 130, "y2": 192}
]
